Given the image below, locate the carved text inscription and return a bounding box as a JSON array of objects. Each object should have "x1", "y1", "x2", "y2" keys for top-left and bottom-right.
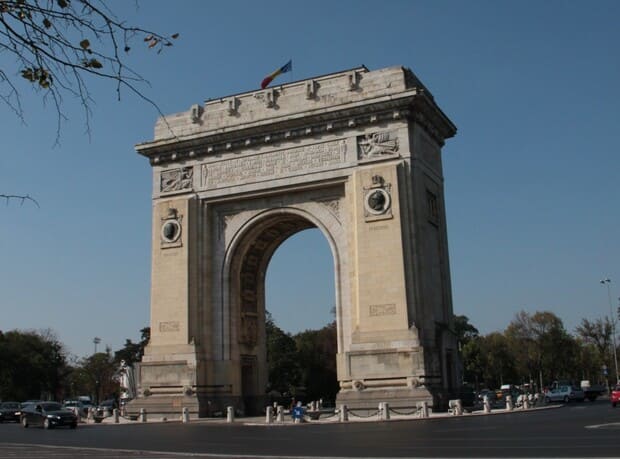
[
  {"x1": 201, "y1": 141, "x2": 344, "y2": 189},
  {"x1": 159, "y1": 321, "x2": 180, "y2": 332},
  {"x1": 369, "y1": 303, "x2": 397, "y2": 317}
]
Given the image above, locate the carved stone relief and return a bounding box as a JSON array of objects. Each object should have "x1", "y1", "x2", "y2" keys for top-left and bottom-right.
[
  {"x1": 314, "y1": 198, "x2": 341, "y2": 221},
  {"x1": 160, "y1": 208, "x2": 183, "y2": 248},
  {"x1": 201, "y1": 141, "x2": 345, "y2": 190},
  {"x1": 239, "y1": 313, "x2": 258, "y2": 346},
  {"x1": 358, "y1": 131, "x2": 399, "y2": 159},
  {"x1": 161, "y1": 167, "x2": 193, "y2": 193},
  {"x1": 363, "y1": 175, "x2": 392, "y2": 221}
]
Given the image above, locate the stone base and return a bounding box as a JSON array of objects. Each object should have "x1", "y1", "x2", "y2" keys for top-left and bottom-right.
[
  {"x1": 126, "y1": 394, "x2": 201, "y2": 419},
  {"x1": 126, "y1": 393, "x2": 267, "y2": 418},
  {"x1": 336, "y1": 386, "x2": 436, "y2": 410}
]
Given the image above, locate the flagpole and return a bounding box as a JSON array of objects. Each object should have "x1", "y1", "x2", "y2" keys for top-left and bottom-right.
[{"x1": 289, "y1": 58, "x2": 293, "y2": 84}]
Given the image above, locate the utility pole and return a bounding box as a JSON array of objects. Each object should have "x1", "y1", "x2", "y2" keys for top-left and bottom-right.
[
  {"x1": 93, "y1": 336, "x2": 101, "y2": 354},
  {"x1": 600, "y1": 279, "x2": 619, "y2": 384}
]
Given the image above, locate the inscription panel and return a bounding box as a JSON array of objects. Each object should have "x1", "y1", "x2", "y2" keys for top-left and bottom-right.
[
  {"x1": 159, "y1": 321, "x2": 180, "y2": 332},
  {"x1": 201, "y1": 141, "x2": 345, "y2": 189},
  {"x1": 369, "y1": 303, "x2": 397, "y2": 317}
]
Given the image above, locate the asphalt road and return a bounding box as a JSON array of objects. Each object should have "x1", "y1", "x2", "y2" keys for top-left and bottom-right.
[{"x1": 1, "y1": 400, "x2": 619, "y2": 458}]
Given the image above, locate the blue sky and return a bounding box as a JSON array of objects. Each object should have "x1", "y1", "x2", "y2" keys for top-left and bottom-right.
[{"x1": 1, "y1": 0, "x2": 618, "y2": 358}]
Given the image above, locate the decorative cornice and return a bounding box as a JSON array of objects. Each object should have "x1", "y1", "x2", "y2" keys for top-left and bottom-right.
[{"x1": 137, "y1": 88, "x2": 456, "y2": 167}]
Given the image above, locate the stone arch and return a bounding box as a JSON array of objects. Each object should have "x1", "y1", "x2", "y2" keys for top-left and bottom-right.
[
  {"x1": 221, "y1": 204, "x2": 345, "y2": 414},
  {"x1": 132, "y1": 66, "x2": 459, "y2": 417}
]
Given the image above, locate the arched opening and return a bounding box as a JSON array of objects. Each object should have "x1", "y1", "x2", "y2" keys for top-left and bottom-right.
[
  {"x1": 265, "y1": 228, "x2": 337, "y2": 409},
  {"x1": 228, "y1": 211, "x2": 338, "y2": 415}
]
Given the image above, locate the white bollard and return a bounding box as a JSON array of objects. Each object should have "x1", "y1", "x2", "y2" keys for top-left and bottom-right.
[
  {"x1": 226, "y1": 406, "x2": 234, "y2": 423},
  {"x1": 449, "y1": 399, "x2": 463, "y2": 416},
  {"x1": 339, "y1": 404, "x2": 348, "y2": 422},
  {"x1": 265, "y1": 406, "x2": 273, "y2": 424},
  {"x1": 506, "y1": 395, "x2": 513, "y2": 411},
  {"x1": 483, "y1": 395, "x2": 491, "y2": 413},
  {"x1": 182, "y1": 407, "x2": 190, "y2": 423},
  {"x1": 87, "y1": 407, "x2": 94, "y2": 422},
  {"x1": 140, "y1": 408, "x2": 147, "y2": 422},
  {"x1": 276, "y1": 405, "x2": 284, "y2": 422},
  {"x1": 417, "y1": 401, "x2": 429, "y2": 418},
  {"x1": 113, "y1": 408, "x2": 120, "y2": 423},
  {"x1": 523, "y1": 397, "x2": 530, "y2": 409}
]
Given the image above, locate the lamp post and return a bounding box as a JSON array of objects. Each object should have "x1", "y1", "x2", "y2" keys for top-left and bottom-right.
[
  {"x1": 93, "y1": 336, "x2": 101, "y2": 354},
  {"x1": 600, "y1": 279, "x2": 619, "y2": 383}
]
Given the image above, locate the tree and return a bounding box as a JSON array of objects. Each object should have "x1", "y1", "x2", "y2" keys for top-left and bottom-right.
[
  {"x1": 0, "y1": 328, "x2": 68, "y2": 401},
  {"x1": 505, "y1": 310, "x2": 577, "y2": 390},
  {"x1": 0, "y1": 0, "x2": 178, "y2": 137},
  {"x1": 453, "y1": 314, "x2": 479, "y2": 349},
  {"x1": 78, "y1": 349, "x2": 118, "y2": 405},
  {"x1": 479, "y1": 331, "x2": 517, "y2": 389},
  {"x1": 265, "y1": 313, "x2": 301, "y2": 396},
  {"x1": 575, "y1": 317, "x2": 613, "y2": 383},
  {"x1": 114, "y1": 326, "x2": 150, "y2": 366},
  {"x1": 461, "y1": 337, "x2": 485, "y2": 388},
  {"x1": 294, "y1": 321, "x2": 338, "y2": 403}
]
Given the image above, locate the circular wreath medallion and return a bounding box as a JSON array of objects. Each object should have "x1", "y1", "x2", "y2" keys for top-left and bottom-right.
[
  {"x1": 364, "y1": 188, "x2": 391, "y2": 215},
  {"x1": 161, "y1": 219, "x2": 181, "y2": 243}
]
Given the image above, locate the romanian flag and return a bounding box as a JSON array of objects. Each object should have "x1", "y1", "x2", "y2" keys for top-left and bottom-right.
[{"x1": 261, "y1": 60, "x2": 292, "y2": 89}]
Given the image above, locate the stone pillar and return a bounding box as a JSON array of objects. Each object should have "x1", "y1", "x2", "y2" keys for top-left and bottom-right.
[
  {"x1": 483, "y1": 395, "x2": 491, "y2": 414},
  {"x1": 140, "y1": 408, "x2": 147, "y2": 422},
  {"x1": 506, "y1": 395, "x2": 513, "y2": 411},
  {"x1": 339, "y1": 404, "x2": 348, "y2": 422},
  {"x1": 276, "y1": 405, "x2": 284, "y2": 422},
  {"x1": 379, "y1": 402, "x2": 390, "y2": 420},
  {"x1": 449, "y1": 399, "x2": 462, "y2": 415},
  {"x1": 265, "y1": 406, "x2": 273, "y2": 424},
  {"x1": 226, "y1": 406, "x2": 234, "y2": 423},
  {"x1": 182, "y1": 407, "x2": 190, "y2": 423},
  {"x1": 417, "y1": 400, "x2": 429, "y2": 418},
  {"x1": 523, "y1": 397, "x2": 530, "y2": 409},
  {"x1": 113, "y1": 408, "x2": 119, "y2": 423}
]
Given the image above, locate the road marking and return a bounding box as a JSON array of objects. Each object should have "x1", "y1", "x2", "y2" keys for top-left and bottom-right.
[
  {"x1": 0, "y1": 443, "x2": 462, "y2": 459},
  {"x1": 585, "y1": 422, "x2": 620, "y2": 429}
]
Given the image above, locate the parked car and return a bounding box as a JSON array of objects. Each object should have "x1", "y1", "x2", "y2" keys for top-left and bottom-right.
[
  {"x1": 611, "y1": 384, "x2": 620, "y2": 408},
  {"x1": 95, "y1": 399, "x2": 117, "y2": 417},
  {"x1": 544, "y1": 385, "x2": 585, "y2": 403},
  {"x1": 21, "y1": 401, "x2": 78, "y2": 429},
  {"x1": 0, "y1": 402, "x2": 21, "y2": 423},
  {"x1": 63, "y1": 400, "x2": 88, "y2": 417},
  {"x1": 19, "y1": 400, "x2": 42, "y2": 413}
]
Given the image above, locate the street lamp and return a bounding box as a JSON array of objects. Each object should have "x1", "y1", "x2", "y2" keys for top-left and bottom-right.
[
  {"x1": 93, "y1": 336, "x2": 101, "y2": 354},
  {"x1": 600, "y1": 278, "x2": 619, "y2": 383}
]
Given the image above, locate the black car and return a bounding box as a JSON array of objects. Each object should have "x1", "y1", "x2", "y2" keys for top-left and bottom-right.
[
  {"x1": 21, "y1": 402, "x2": 78, "y2": 429},
  {"x1": 95, "y1": 399, "x2": 117, "y2": 418},
  {"x1": 0, "y1": 402, "x2": 21, "y2": 423}
]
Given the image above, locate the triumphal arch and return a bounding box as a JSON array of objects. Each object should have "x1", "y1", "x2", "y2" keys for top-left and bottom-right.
[{"x1": 132, "y1": 66, "x2": 458, "y2": 416}]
